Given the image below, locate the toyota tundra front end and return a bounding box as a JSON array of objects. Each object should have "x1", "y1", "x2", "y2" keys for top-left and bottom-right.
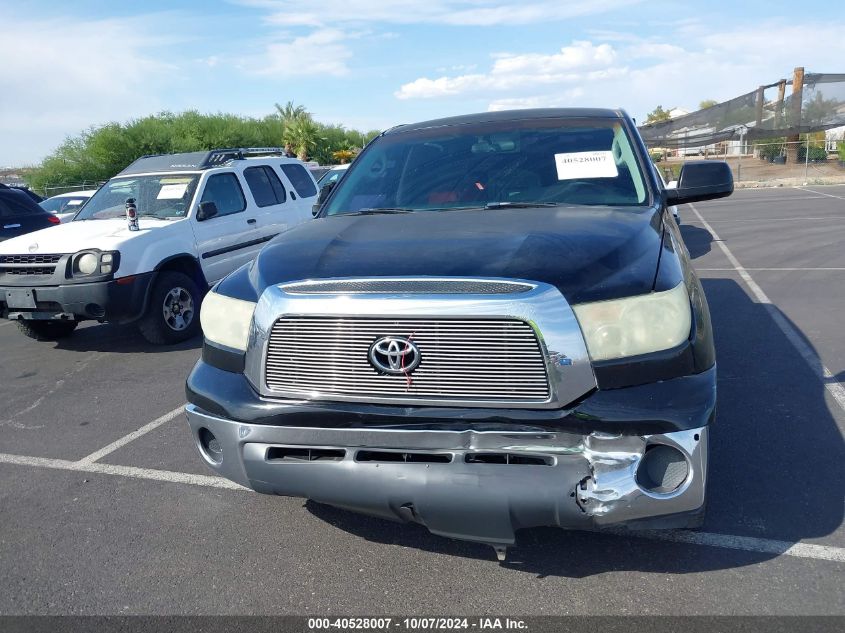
[{"x1": 184, "y1": 108, "x2": 733, "y2": 558}]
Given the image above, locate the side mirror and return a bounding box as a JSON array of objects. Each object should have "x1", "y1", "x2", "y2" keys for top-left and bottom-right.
[
  {"x1": 665, "y1": 161, "x2": 733, "y2": 205},
  {"x1": 312, "y1": 182, "x2": 335, "y2": 217},
  {"x1": 196, "y1": 200, "x2": 219, "y2": 221}
]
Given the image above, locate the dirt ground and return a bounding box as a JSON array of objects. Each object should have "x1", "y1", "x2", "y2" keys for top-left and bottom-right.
[{"x1": 656, "y1": 155, "x2": 845, "y2": 186}]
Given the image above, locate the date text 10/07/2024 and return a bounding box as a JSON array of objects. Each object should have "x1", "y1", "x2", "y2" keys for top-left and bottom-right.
[{"x1": 307, "y1": 617, "x2": 529, "y2": 630}]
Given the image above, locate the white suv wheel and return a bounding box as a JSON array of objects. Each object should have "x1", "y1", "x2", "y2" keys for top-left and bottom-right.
[{"x1": 162, "y1": 286, "x2": 195, "y2": 331}]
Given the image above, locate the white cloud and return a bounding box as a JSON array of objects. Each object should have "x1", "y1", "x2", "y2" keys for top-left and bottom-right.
[
  {"x1": 487, "y1": 89, "x2": 585, "y2": 111},
  {"x1": 0, "y1": 14, "x2": 183, "y2": 165},
  {"x1": 395, "y1": 41, "x2": 621, "y2": 99},
  {"x1": 246, "y1": 28, "x2": 353, "y2": 77},
  {"x1": 394, "y1": 21, "x2": 845, "y2": 122},
  {"x1": 240, "y1": 0, "x2": 643, "y2": 28}
]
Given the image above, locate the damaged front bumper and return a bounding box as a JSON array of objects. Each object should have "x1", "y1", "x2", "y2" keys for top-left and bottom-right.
[{"x1": 185, "y1": 403, "x2": 707, "y2": 551}]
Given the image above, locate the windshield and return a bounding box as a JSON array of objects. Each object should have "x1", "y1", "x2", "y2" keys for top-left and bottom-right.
[
  {"x1": 324, "y1": 118, "x2": 650, "y2": 215},
  {"x1": 317, "y1": 166, "x2": 348, "y2": 187},
  {"x1": 40, "y1": 196, "x2": 90, "y2": 214},
  {"x1": 75, "y1": 174, "x2": 200, "y2": 220}
]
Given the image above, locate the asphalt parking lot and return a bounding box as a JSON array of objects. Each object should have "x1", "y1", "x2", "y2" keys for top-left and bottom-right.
[{"x1": 1, "y1": 185, "x2": 843, "y2": 615}]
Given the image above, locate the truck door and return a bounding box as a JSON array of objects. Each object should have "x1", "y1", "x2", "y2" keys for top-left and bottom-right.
[
  {"x1": 242, "y1": 165, "x2": 291, "y2": 244},
  {"x1": 278, "y1": 162, "x2": 319, "y2": 226},
  {"x1": 190, "y1": 171, "x2": 260, "y2": 284}
]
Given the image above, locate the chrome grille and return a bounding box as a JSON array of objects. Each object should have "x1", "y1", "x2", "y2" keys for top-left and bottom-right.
[{"x1": 265, "y1": 317, "x2": 550, "y2": 404}]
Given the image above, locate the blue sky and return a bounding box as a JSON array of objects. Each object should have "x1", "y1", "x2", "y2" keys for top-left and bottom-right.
[{"x1": 2, "y1": 0, "x2": 843, "y2": 165}]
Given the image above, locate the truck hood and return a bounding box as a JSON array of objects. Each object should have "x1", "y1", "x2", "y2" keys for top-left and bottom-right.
[
  {"x1": 0, "y1": 218, "x2": 174, "y2": 255},
  {"x1": 253, "y1": 206, "x2": 663, "y2": 304}
]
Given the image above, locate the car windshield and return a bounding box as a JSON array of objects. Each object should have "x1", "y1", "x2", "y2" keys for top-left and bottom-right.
[
  {"x1": 40, "y1": 196, "x2": 90, "y2": 214},
  {"x1": 324, "y1": 118, "x2": 650, "y2": 216},
  {"x1": 317, "y1": 167, "x2": 347, "y2": 187},
  {"x1": 75, "y1": 174, "x2": 200, "y2": 221}
]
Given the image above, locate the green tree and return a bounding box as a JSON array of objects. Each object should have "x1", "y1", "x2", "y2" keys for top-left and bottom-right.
[
  {"x1": 699, "y1": 99, "x2": 718, "y2": 110},
  {"x1": 645, "y1": 105, "x2": 672, "y2": 124},
  {"x1": 282, "y1": 116, "x2": 324, "y2": 161},
  {"x1": 274, "y1": 101, "x2": 310, "y2": 124},
  {"x1": 26, "y1": 107, "x2": 383, "y2": 190},
  {"x1": 802, "y1": 91, "x2": 842, "y2": 127}
]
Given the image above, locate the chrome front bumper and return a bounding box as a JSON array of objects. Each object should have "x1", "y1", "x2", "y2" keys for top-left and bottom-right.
[{"x1": 185, "y1": 404, "x2": 708, "y2": 547}]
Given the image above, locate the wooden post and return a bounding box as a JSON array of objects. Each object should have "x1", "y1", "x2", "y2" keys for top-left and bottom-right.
[
  {"x1": 755, "y1": 86, "x2": 765, "y2": 128},
  {"x1": 786, "y1": 67, "x2": 804, "y2": 164},
  {"x1": 774, "y1": 79, "x2": 787, "y2": 129}
]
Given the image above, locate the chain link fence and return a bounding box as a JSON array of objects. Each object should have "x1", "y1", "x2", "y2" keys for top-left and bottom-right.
[
  {"x1": 650, "y1": 139, "x2": 845, "y2": 186},
  {"x1": 37, "y1": 181, "x2": 106, "y2": 198}
]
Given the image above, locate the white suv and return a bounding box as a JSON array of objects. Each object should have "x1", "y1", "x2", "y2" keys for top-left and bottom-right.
[{"x1": 0, "y1": 148, "x2": 317, "y2": 344}]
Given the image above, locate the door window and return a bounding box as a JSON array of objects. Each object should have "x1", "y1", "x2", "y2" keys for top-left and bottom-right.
[
  {"x1": 279, "y1": 164, "x2": 317, "y2": 198},
  {"x1": 200, "y1": 173, "x2": 246, "y2": 217},
  {"x1": 243, "y1": 166, "x2": 287, "y2": 207}
]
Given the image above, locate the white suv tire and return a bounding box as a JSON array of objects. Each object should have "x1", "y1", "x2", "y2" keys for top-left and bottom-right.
[{"x1": 138, "y1": 271, "x2": 202, "y2": 345}]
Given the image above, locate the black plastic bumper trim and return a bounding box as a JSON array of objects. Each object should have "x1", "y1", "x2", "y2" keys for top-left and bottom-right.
[
  {"x1": 185, "y1": 360, "x2": 716, "y2": 435},
  {"x1": 0, "y1": 272, "x2": 154, "y2": 324},
  {"x1": 202, "y1": 341, "x2": 246, "y2": 373}
]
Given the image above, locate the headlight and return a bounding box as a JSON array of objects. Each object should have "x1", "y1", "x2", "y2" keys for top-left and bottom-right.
[
  {"x1": 72, "y1": 251, "x2": 118, "y2": 276},
  {"x1": 572, "y1": 282, "x2": 691, "y2": 362},
  {"x1": 74, "y1": 253, "x2": 98, "y2": 275},
  {"x1": 200, "y1": 291, "x2": 256, "y2": 352}
]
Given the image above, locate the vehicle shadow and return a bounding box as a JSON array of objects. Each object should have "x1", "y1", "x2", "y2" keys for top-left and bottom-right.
[
  {"x1": 306, "y1": 277, "x2": 845, "y2": 576},
  {"x1": 679, "y1": 224, "x2": 713, "y2": 259},
  {"x1": 52, "y1": 321, "x2": 201, "y2": 354}
]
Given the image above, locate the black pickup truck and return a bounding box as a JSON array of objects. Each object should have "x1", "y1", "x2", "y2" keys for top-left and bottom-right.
[{"x1": 185, "y1": 108, "x2": 732, "y2": 559}]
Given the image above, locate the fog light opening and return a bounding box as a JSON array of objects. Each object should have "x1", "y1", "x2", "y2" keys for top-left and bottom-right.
[
  {"x1": 198, "y1": 427, "x2": 223, "y2": 463},
  {"x1": 85, "y1": 303, "x2": 105, "y2": 318},
  {"x1": 636, "y1": 444, "x2": 689, "y2": 494}
]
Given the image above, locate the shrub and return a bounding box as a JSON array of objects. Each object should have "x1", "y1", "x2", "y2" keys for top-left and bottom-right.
[
  {"x1": 797, "y1": 144, "x2": 829, "y2": 162},
  {"x1": 755, "y1": 138, "x2": 785, "y2": 161},
  {"x1": 27, "y1": 110, "x2": 380, "y2": 190}
]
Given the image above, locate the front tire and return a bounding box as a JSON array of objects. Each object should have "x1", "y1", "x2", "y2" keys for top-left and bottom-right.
[
  {"x1": 16, "y1": 319, "x2": 78, "y2": 341},
  {"x1": 138, "y1": 271, "x2": 201, "y2": 345}
]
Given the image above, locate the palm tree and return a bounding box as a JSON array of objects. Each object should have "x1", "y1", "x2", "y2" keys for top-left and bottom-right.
[
  {"x1": 274, "y1": 101, "x2": 309, "y2": 125},
  {"x1": 283, "y1": 117, "x2": 323, "y2": 161}
]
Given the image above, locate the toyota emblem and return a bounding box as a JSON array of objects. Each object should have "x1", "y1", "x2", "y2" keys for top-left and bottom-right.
[{"x1": 368, "y1": 336, "x2": 421, "y2": 375}]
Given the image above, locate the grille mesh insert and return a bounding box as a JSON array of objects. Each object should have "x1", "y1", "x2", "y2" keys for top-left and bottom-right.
[
  {"x1": 265, "y1": 317, "x2": 550, "y2": 403},
  {"x1": 281, "y1": 279, "x2": 533, "y2": 294}
]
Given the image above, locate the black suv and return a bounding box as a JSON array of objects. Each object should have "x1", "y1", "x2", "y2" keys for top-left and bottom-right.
[{"x1": 0, "y1": 184, "x2": 60, "y2": 242}]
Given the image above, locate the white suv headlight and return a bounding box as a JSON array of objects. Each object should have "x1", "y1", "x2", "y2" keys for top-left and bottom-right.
[
  {"x1": 200, "y1": 291, "x2": 256, "y2": 352},
  {"x1": 572, "y1": 282, "x2": 691, "y2": 362}
]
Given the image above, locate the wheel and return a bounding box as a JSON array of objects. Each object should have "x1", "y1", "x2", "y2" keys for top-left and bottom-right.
[
  {"x1": 138, "y1": 271, "x2": 201, "y2": 345},
  {"x1": 16, "y1": 319, "x2": 78, "y2": 341}
]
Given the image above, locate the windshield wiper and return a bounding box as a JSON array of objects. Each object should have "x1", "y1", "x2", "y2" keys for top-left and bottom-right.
[
  {"x1": 349, "y1": 207, "x2": 415, "y2": 215},
  {"x1": 483, "y1": 201, "x2": 561, "y2": 209}
]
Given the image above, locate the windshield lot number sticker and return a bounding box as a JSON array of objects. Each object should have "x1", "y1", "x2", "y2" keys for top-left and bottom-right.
[
  {"x1": 157, "y1": 183, "x2": 188, "y2": 199},
  {"x1": 554, "y1": 151, "x2": 618, "y2": 180}
]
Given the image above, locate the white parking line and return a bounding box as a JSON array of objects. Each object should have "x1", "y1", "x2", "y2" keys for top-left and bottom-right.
[
  {"x1": 0, "y1": 452, "x2": 243, "y2": 490},
  {"x1": 702, "y1": 216, "x2": 845, "y2": 223},
  {"x1": 77, "y1": 405, "x2": 185, "y2": 465},
  {"x1": 689, "y1": 203, "x2": 845, "y2": 414},
  {"x1": 0, "y1": 450, "x2": 842, "y2": 562},
  {"x1": 697, "y1": 267, "x2": 845, "y2": 271},
  {"x1": 610, "y1": 529, "x2": 845, "y2": 563},
  {"x1": 795, "y1": 186, "x2": 845, "y2": 200}
]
